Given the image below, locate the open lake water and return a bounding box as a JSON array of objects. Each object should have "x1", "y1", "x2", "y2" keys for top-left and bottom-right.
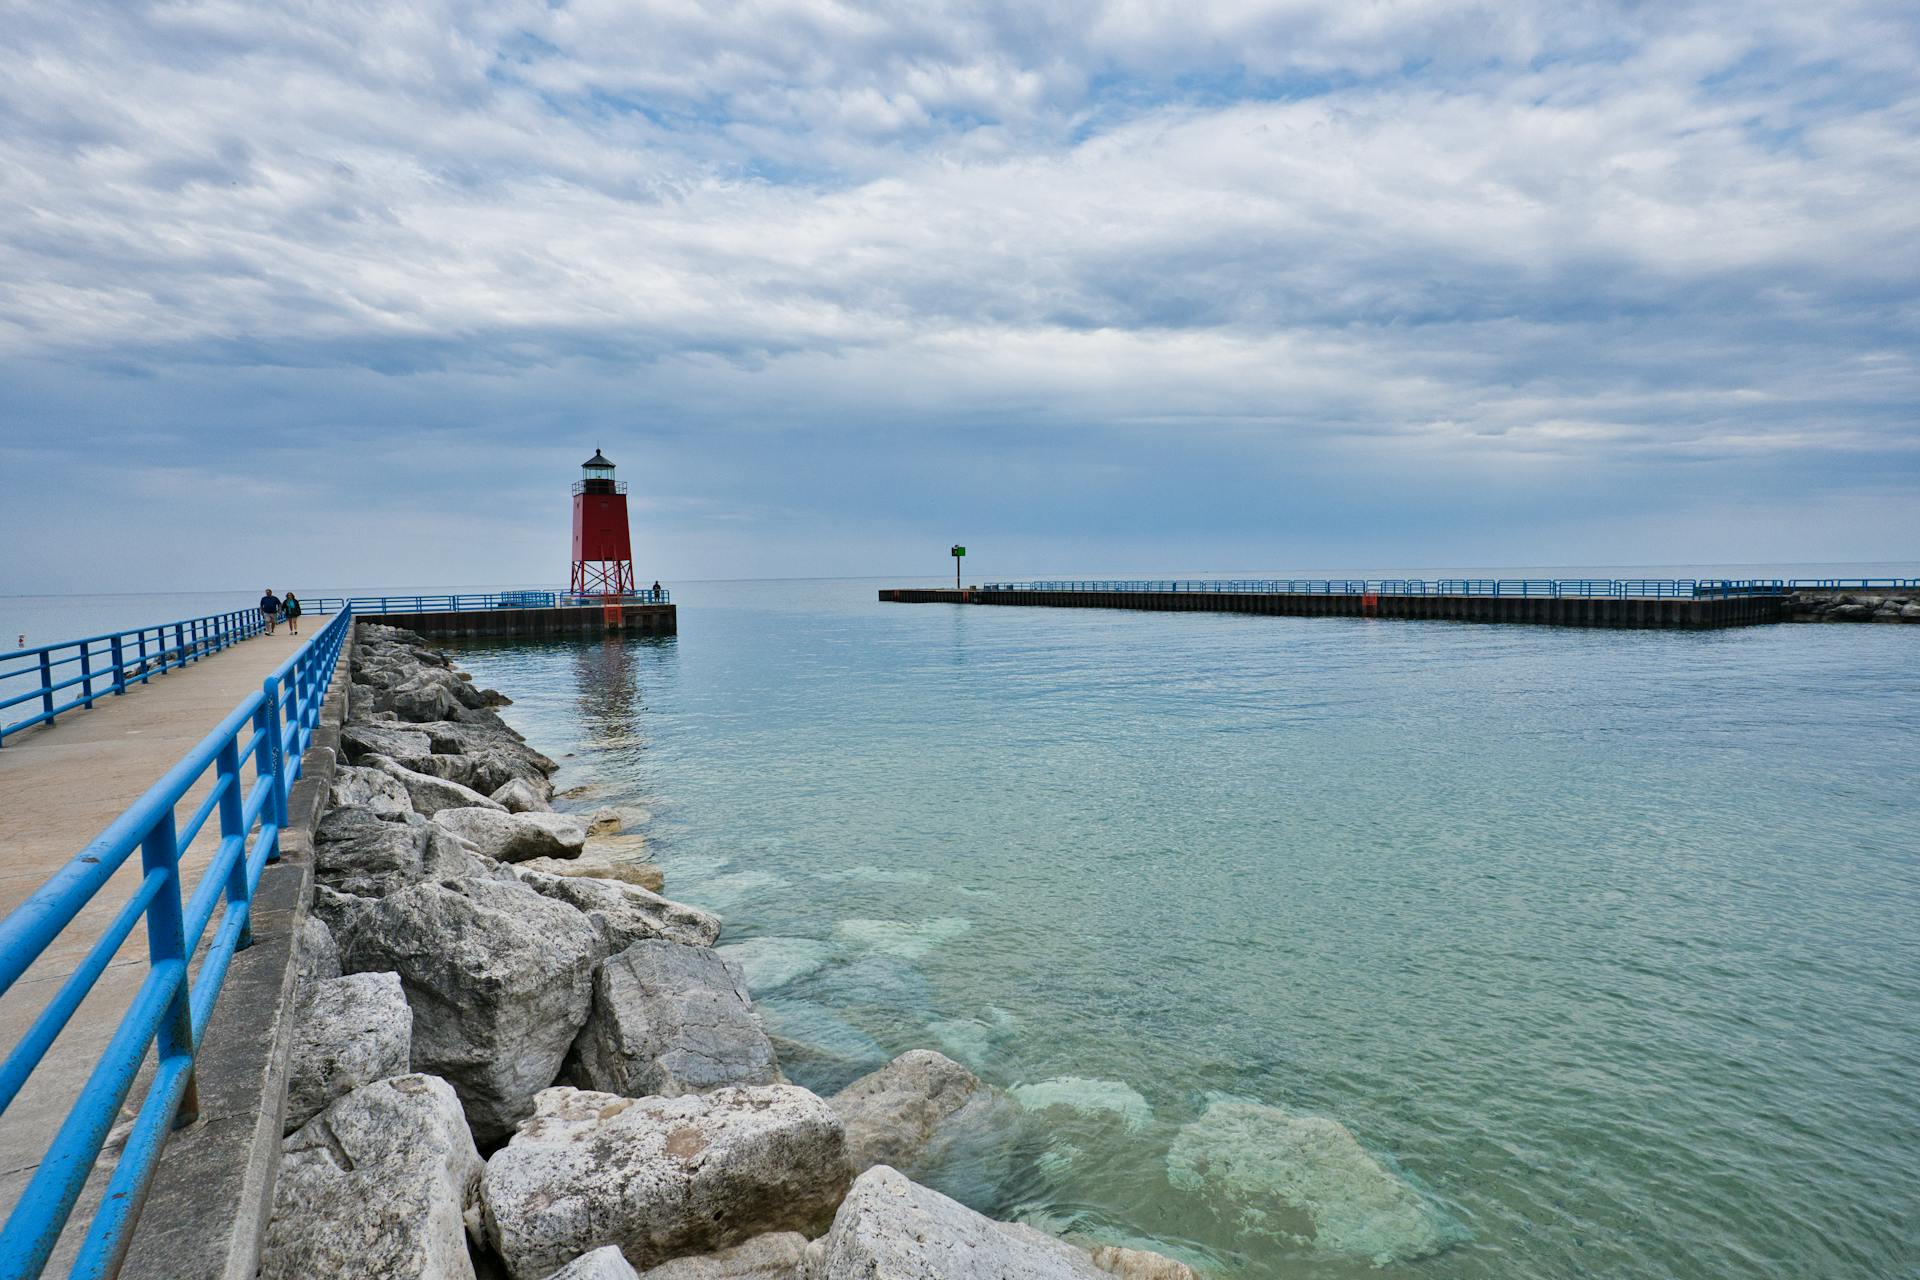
[{"x1": 441, "y1": 577, "x2": 1918, "y2": 1280}]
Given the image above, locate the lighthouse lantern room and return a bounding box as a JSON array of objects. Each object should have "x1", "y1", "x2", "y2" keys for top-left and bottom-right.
[{"x1": 570, "y1": 448, "x2": 637, "y2": 598}]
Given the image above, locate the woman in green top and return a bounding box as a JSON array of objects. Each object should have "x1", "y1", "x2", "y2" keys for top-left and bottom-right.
[{"x1": 282, "y1": 592, "x2": 303, "y2": 636}]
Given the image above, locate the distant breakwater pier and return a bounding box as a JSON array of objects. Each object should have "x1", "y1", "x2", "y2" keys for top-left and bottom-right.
[{"x1": 881, "y1": 578, "x2": 1920, "y2": 631}]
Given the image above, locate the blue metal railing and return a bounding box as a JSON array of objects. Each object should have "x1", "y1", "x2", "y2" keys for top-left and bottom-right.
[
  {"x1": 305, "y1": 588, "x2": 669, "y2": 615},
  {"x1": 1782, "y1": 578, "x2": 1920, "y2": 590},
  {"x1": 976, "y1": 578, "x2": 1806, "y2": 599},
  {"x1": 1, "y1": 611, "x2": 266, "y2": 747},
  {"x1": 0, "y1": 607, "x2": 352, "y2": 1278}
]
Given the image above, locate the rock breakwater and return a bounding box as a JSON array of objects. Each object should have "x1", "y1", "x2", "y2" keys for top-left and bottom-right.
[{"x1": 262, "y1": 622, "x2": 1443, "y2": 1278}]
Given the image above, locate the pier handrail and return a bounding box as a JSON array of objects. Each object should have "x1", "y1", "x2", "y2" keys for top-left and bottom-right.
[
  {"x1": 304, "y1": 588, "x2": 669, "y2": 614},
  {"x1": 0, "y1": 611, "x2": 266, "y2": 747},
  {"x1": 977, "y1": 578, "x2": 1809, "y2": 599},
  {"x1": 0, "y1": 606, "x2": 352, "y2": 1279}
]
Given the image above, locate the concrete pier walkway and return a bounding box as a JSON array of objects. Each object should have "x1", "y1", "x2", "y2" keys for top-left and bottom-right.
[{"x1": 0, "y1": 626, "x2": 307, "y2": 1253}]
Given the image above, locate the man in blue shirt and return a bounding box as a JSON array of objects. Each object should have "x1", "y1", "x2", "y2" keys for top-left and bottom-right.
[{"x1": 259, "y1": 589, "x2": 281, "y2": 635}]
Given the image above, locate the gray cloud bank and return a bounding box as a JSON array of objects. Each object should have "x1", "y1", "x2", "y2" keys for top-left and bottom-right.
[{"x1": 2, "y1": 1, "x2": 1916, "y2": 587}]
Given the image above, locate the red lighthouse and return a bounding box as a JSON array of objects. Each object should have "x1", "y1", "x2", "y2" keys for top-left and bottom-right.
[{"x1": 570, "y1": 449, "x2": 636, "y2": 598}]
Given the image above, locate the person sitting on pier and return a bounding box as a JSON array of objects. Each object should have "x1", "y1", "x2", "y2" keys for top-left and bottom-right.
[{"x1": 258, "y1": 588, "x2": 281, "y2": 635}]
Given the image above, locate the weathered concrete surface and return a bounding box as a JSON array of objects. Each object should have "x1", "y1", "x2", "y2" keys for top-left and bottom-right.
[{"x1": 0, "y1": 621, "x2": 342, "y2": 1267}]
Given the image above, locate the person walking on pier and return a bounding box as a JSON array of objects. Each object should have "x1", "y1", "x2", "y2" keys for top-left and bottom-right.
[
  {"x1": 283, "y1": 591, "x2": 303, "y2": 636},
  {"x1": 258, "y1": 588, "x2": 281, "y2": 635},
  {"x1": 652, "y1": 580, "x2": 662, "y2": 601}
]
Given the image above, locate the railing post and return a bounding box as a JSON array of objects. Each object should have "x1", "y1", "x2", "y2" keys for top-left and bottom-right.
[
  {"x1": 259, "y1": 676, "x2": 289, "y2": 854},
  {"x1": 79, "y1": 645, "x2": 94, "y2": 709},
  {"x1": 137, "y1": 628, "x2": 149, "y2": 680},
  {"x1": 140, "y1": 810, "x2": 200, "y2": 1129},
  {"x1": 216, "y1": 738, "x2": 253, "y2": 951},
  {"x1": 173, "y1": 623, "x2": 184, "y2": 670},
  {"x1": 111, "y1": 636, "x2": 125, "y2": 695},
  {"x1": 39, "y1": 649, "x2": 55, "y2": 722}
]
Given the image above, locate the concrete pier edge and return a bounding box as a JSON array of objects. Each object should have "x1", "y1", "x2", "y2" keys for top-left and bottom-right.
[{"x1": 122, "y1": 627, "x2": 354, "y2": 1280}]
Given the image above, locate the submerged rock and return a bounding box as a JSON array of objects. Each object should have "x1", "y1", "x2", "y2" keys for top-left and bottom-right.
[
  {"x1": 637, "y1": 1232, "x2": 807, "y2": 1279},
  {"x1": 262, "y1": 1074, "x2": 482, "y2": 1280},
  {"x1": 1164, "y1": 1099, "x2": 1459, "y2": 1264},
  {"x1": 829, "y1": 1051, "x2": 1008, "y2": 1179},
  {"x1": 715, "y1": 938, "x2": 833, "y2": 996},
  {"x1": 756, "y1": 1001, "x2": 891, "y2": 1095},
  {"x1": 285, "y1": 971, "x2": 412, "y2": 1133},
  {"x1": 480, "y1": 1085, "x2": 852, "y2": 1279},
  {"x1": 334, "y1": 875, "x2": 601, "y2": 1142},
  {"x1": 567, "y1": 939, "x2": 781, "y2": 1098},
  {"x1": 1009, "y1": 1078, "x2": 1154, "y2": 1134},
  {"x1": 1084, "y1": 1245, "x2": 1200, "y2": 1280}
]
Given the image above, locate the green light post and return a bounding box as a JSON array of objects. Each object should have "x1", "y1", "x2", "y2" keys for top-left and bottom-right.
[{"x1": 951, "y1": 545, "x2": 966, "y2": 590}]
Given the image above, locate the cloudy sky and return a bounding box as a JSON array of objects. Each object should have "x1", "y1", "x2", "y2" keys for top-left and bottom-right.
[{"x1": 2, "y1": 0, "x2": 1916, "y2": 591}]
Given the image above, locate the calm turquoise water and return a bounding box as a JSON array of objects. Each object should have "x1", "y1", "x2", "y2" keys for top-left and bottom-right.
[{"x1": 442, "y1": 579, "x2": 1919, "y2": 1279}]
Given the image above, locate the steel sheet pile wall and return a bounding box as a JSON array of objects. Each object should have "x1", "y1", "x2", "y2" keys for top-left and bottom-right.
[
  {"x1": 879, "y1": 588, "x2": 1783, "y2": 629},
  {"x1": 367, "y1": 603, "x2": 676, "y2": 639}
]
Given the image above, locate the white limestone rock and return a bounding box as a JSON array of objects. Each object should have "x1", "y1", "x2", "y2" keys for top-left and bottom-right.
[
  {"x1": 800, "y1": 1165, "x2": 1105, "y2": 1279},
  {"x1": 262, "y1": 1074, "x2": 483, "y2": 1280},
  {"x1": 520, "y1": 856, "x2": 666, "y2": 893},
  {"x1": 541, "y1": 1247, "x2": 641, "y2": 1280},
  {"x1": 330, "y1": 763, "x2": 415, "y2": 818},
  {"x1": 296, "y1": 913, "x2": 341, "y2": 985},
  {"x1": 480, "y1": 1085, "x2": 852, "y2": 1279},
  {"x1": 411, "y1": 720, "x2": 559, "y2": 773},
  {"x1": 432, "y1": 807, "x2": 587, "y2": 862},
  {"x1": 638, "y1": 1233, "x2": 808, "y2": 1279},
  {"x1": 1164, "y1": 1099, "x2": 1459, "y2": 1264},
  {"x1": 515, "y1": 867, "x2": 721, "y2": 952},
  {"x1": 493, "y1": 776, "x2": 556, "y2": 813},
  {"x1": 366, "y1": 754, "x2": 507, "y2": 817},
  {"x1": 313, "y1": 807, "x2": 497, "y2": 898},
  {"x1": 341, "y1": 722, "x2": 435, "y2": 766},
  {"x1": 567, "y1": 940, "x2": 780, "y2": 1098},
  {"x1": 334, "y1": 875, "x2": 602, "y2": 1142},
  {"x1": 285, "y1": 971, "x2": 413, "y2": 1133}
]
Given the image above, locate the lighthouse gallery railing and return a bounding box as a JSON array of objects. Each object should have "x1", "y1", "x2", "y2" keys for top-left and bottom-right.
[{"x1": 0, "y1": 607, "x2": 351, "y2": 1278}]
